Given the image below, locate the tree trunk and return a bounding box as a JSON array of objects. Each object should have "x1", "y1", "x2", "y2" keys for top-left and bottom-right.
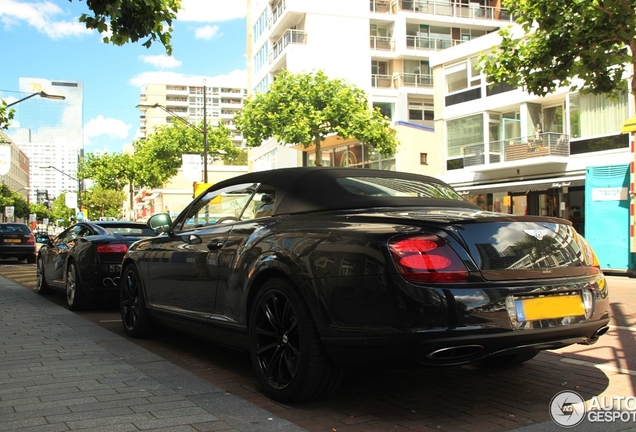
[
  {"x1": 313, "y1": 136, "x2": 322, "y2": 166},
  {"x1": 128, "y1": 182, "x2": 134, "y2": 220}
]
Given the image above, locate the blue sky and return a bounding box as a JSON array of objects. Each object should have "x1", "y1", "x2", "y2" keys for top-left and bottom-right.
[{"x1": 0, "y1": 0, "x2": 247, "y2": 153}]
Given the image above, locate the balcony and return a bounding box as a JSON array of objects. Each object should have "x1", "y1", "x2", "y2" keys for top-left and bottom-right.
[
  {"x1": 370, "y1": 0, "x2": 391, "y2": 13},
  {"x1": 393, "y1": 0, "x2": 513, "y2": 22},
  {"x1": 269, "y1": 29, "x2": 308, "y2": 64},
  {"x1": 406, "y1": 35, "x2": 465, "y2": 51},
  {"x1": 370, "y1": 35, "x2": 395, "y2": 51},
  {"x1": 393, "y1": 72, "x2": 433, "y2": 88},
  {"x1": 371, "y1": 74, "x2": 393, "y2": 88},
  {"x1": 462, "y1": 133, "x2": 570, "y2": 168}
]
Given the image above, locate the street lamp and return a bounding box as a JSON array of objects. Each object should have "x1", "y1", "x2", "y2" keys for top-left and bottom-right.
[
  {"x1": 137, "y1": 99, "x2": 220, "y2": 183},
  {"x1": 7, "y1": 91, "x2": 66, "y2": 108},
  {"x1": 39, "y1": 165, "x2": 82, "y2": 211}
]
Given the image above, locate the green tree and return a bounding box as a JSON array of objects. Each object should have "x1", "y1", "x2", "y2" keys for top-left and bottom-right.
[
  {"x1": 29, "y1": 203, "x2": 53, "y2": 222},
  {"x1": 480, "y1": 0, "x2": 636, "y2": 105},
  {"x1": 50, "y1": 193, "x2": 75, "y2": 227},
  {"x1": 235, "y1": 70, "x2": 399, "y2": 166},
  {"x1": 76, "y1": 0, "x2": 181, "y2": 55},
  {"x1": 0, "y1": 184, "x2": 30, "y2": 220},
  {"x1": 83, "y1": 187, "x2": 126, "y2": 220}
]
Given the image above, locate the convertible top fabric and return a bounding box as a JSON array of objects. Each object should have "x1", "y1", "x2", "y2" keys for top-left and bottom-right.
[{"x1": 210, "y1": 167, "x2": 479, "y2": 215}]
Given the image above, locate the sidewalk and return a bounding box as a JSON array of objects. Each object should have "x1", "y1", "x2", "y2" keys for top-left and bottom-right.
[{"x1": 0, "y1": 275, "x2": 304, "y2": 432}]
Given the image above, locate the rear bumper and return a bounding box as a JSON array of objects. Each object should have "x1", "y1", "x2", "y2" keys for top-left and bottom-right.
[
  {"x1": 321, "y1": 318, "x2": 611, "y2": 366},
  {"x1": 0, "y1": 245, "x2": 35, "y2": 258}
]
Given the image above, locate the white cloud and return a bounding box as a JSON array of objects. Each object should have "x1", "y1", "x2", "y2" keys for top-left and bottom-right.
[
  {"x1": 84, "y1": 115, "x2": 131, "y2": 145},
  {"x1": 177, "y1": 0, "x2": 246, "y2": 22},
  {"x1": 129, "y1": 69, "x2": 247, "y2": 89},
  {"x1": 195, "y1": 25, "x2": 221, "y2": 40},
  {"x1": 0, "y1": 0, "x2": 91, "y2": 39},
  {"x1": 140, "y1": 54, "x2": 182, "y2": 69}
]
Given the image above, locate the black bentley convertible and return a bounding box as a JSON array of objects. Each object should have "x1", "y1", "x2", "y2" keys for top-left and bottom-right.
[{"x1": 119, "y1": 167, "x2": 610, "y2": 402}]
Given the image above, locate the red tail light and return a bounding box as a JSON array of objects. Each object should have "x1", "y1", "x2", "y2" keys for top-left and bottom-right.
[
  {"x1": 26, "y1": 236, "x2": 35, "y2": 245},
  {"x1": 96, "y1": 243, "x2": 128, "y2": 253},
  {"x1": 389, "y1": 235, "x2": 468, "y2": 283}
]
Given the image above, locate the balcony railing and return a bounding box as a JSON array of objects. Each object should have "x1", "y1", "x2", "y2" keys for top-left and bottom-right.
[
  {"x1": 393, "y1": 73, "x2": 433, "y2": 88},
  {"x1": 269, "y1": 29, "x2": 307, "y2": 64},
  {"x1": 267, "y1": 0, "x2": 286, "y2": 28},
  {"x1": 462, "y1": 133, "x2": 570, "y2": 167},
  {"x1": 406, "y1": 35, "x2": 465, "y2": 51},
  {"x1": 393, "y1": 0, "x2": 513, "y2": 22},
  {"x1": 370, "y1": 0, "x2": 391, "y2": 12},
  {"x1": 371, "y1": 74, "x2": 393, "y2": 88},
  {"x1": 370, "y1": 35, "x2": 395, "y2": 51}
]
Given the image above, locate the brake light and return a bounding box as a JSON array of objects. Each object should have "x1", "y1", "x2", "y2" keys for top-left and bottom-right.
[
  {"x1": 26, "y1": 236, "x2": 35, "y2": 245},
  {"x1": 96, "y1": 243, "x2": 128, "y2": 253},
  {"x1": 389, "y1": 235, "x2": 468, "y2": 283}
]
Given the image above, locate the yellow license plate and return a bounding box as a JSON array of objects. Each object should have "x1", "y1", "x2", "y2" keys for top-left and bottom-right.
[
  {"x1": 4, "y1": 239, "x2": 21, "y2": 243},
  {"x1": 516, "y1": 295, "x2": 584, "y2": 322}
]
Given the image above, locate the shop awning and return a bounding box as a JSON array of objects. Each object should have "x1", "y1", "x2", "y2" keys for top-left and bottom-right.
[
  {"x1": 621, "y1": 117, "x2": 636, "y2": 133},
  {"x1": 455, "y1": 174, "x2": 586, "y2": 195}
]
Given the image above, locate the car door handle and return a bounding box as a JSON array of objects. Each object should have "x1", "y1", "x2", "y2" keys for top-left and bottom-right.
[{"x1": 207, "y1": 240, "x2": 225, "y2": 250}]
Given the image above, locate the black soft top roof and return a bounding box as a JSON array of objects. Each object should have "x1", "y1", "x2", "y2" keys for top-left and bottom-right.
[{"x1": 210, "y1": 167, "x2": 478, "y2": 215}]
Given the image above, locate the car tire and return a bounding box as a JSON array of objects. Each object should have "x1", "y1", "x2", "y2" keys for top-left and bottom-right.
[
  {"x1": 120, "y1": 264, "x2": 153, "y2": 338},
  {"x1": 66, "y1": 261, "x2": 87, "y2": 311},
  {"x1": 249, "y1": 277, "x2": 344, "y2": 403},
  {"x1": 36, "y1": 256, "x2": 52, "y2": 294},
  {"x1": 479, "y1": 349, "x2": 539, "y2": 367}
]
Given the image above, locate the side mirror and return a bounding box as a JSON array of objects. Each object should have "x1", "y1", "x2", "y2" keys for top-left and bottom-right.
[{"x1": 148, "y1": 213, "x2": 173, "y2": 235}]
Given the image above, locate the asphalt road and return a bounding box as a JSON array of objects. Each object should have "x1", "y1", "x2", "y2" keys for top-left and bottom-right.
[{"x1": 1, "y1": 259, "x2": 635, "y2": 432}]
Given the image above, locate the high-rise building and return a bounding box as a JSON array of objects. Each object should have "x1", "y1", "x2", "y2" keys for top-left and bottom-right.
[
  {"x1": 7, "y1": 78, "x2": 83, "y2": 206},
  {"x1": 137, "y1": 82, "x2": 247, "y2": 150},
  {"x1": 246, "y1": 0, "x2": 512, "y2": 172}
]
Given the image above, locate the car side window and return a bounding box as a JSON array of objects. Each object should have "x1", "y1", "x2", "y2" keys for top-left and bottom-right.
[
  {"x1": 177, "y1": 183, "x2": 258, "y2": 231},
  {"x1": 250, "y1": 186, "x2": 276, "y2": 219}
]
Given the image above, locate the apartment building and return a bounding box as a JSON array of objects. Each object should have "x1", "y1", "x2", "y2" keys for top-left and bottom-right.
[
  {"x1": 7, "y1": 78, "x2": 83, "y2": 207},
  {"x1": 246, "y1": 0, "x2": 512, "y2": 172},
  {"x1": 137, "y1": 82, "x2": 247, "y2": 151},
  {"x1": 0, "y1": 130, "x2": 30, "y2": 202},
  {"x1": 134, "y1": 82, "x2": 249, "y2": 220},
  {"x1": 430, "y1": 31, "x2": 634, "y2": 272}
]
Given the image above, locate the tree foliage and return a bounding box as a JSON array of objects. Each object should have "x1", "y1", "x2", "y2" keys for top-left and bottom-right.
[
  {"x1": 480, "y1": 0, "x2": 636, "y2": 102},
  {"x1": 50, "y1": 192, "x2": 75, "y2": 227},
  {"x1": 82, "y1": 186, "x2": 126, "y2": 220},
  {"x1": 79, "y1": 120, "x2": 241, "y2": 215},
  {"x1": 235, "y1": 70, "x2": 399, "y2": 166},
  {"x1": 74, "y1": 0, "x2": 180, "y2": 55},
  {"x1": 0, "y1": 184, "x2": 30, "y2": 219}
]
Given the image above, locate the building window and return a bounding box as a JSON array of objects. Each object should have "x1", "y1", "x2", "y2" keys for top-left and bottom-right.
[
  {"x1": 569, "y1": 91, "x2": 628, "y2": 139},
  {"x1": 444, "y1": 57, "x2": 481, "y2": 94},
  {"x1": 420, "y1": 153, "x2": 428, "y2": 165}
]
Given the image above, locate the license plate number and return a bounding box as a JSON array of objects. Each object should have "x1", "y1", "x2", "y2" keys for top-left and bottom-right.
[
  {"x1": 3, "y1": 239, "x2": 21, "y2": 243},
  {"x1": 515, "y1": 294, "x2": 584, "y2": 322}
]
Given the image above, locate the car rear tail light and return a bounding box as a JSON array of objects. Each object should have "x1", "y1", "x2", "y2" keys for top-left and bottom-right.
[
  {"x1": 96, "y1": 243, "x2": 128, "y2": 254},
  {"x1": 26, "y1": 236, "x2": 35, "y2": 244},
  {"x1": 389, "y1": 235, "x2": 468, "y2": 283}
]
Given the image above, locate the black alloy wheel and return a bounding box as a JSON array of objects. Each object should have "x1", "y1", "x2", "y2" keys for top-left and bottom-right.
[
  {"x1": 249, "y1": 278, "x2": 343, "y2": 403},
  {"x1": 66, "y1": 262, "x2": 86, "y2": 311},
  {"x1": 120, "y1": 264, "x2": 152, "y2": 338},
  {"x1": 35, "y1": 256, "x2": 51, "y2": 294}
]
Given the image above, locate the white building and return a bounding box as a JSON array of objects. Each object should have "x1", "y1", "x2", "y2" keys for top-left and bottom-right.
[
  {"x1": 7, "y1": 78, "x2": 83, "y2": 207},
  {"x1": 430, "y1": 30, "x2": 634, "y2": 272},
  {"x1": 246, "y1": 0, "x2": 513, "y2": 172}
]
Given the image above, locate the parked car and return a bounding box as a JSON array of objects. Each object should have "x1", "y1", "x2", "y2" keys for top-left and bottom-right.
[
  {"x1": 0, "y1": 223, "x2": 36, "y2": 263},
  {"x1": 119, "y1": 167, "x2": 610, "y2": 403},
  {"x1": 36, "y1": 221, "x2": 157, "y2": 310}
]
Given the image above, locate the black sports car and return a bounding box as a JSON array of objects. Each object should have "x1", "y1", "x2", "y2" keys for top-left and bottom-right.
[
  {"x1": 119, "y1": 167, "x2": 610, "y2": 402},
  {"x1": 36, "y1": 221, "x2": 156, "y2": 310}
]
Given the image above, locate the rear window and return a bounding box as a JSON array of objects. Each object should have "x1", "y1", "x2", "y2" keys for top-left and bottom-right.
[
  {"x1": 0, "y1": 224, "x2": 31, "y2": 234},
  {"x1": 101, "y1": 225, "x2": 156, "y2": 236},
  {"x1": 336, "y1": 176, "x2": 464, "y2": 200}
]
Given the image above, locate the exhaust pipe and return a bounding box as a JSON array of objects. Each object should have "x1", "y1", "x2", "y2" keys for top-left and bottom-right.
[
  {"x1": 594, "y1": 326, "x2": 610, "y2": 338},
  {"x1": 426, "y1": 345, "x2": 484, "y2": 360},
  {"x1": 102, "y1": 277, "x2": 113, "y2": 287},
  {"x1": 112, "y1": 277, "x2": 121, "y2": 286}
]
